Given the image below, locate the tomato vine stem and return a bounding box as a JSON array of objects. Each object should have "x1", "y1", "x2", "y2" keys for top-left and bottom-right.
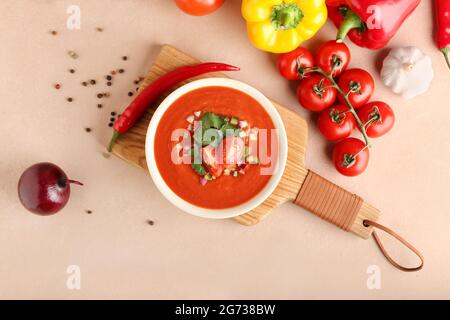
[
  {"x1": 305, "y1": 67, "x2": 371, "y2": 148},
  {"x1": 342, "y1": 144, "x2": 369, "y2": 167}
]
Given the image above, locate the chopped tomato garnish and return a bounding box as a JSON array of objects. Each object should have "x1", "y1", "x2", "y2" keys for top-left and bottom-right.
[
  {"x1": 221, "y1": 136, "x2": 245, "y2": 169},
  {"x1": 202, "y1": 145, "x2": 223, "y2": 177},
  {"x1": 202, "y1": 136, "x2": 245, "y2": 177}
]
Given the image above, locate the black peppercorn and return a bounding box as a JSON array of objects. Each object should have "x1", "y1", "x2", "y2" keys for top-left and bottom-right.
[
  {"x1": 106, "y1": 75, "x2": 112, "y2": 81},
  {"x1": 90, "y1": 79, "x2": 96, "y2": 85},
  {"x1": 128, "y1": 92, "x2": 133, "y2": 97},
  {"x1": 97, "y1": 93, "x2": 103, "y2": 98}
]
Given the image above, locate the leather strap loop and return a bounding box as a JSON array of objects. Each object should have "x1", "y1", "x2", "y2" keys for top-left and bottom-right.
[
  {"x1": 294, "y1": 171, "x2": 424, "y2": 272},
  {"x1": 364, "y1": 220, "x2": 424, "y2": 272}
]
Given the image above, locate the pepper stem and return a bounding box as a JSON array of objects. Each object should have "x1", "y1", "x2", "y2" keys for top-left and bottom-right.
[
  {"x1": 441, "y1": 48, "x2": 450, "y2": 70},
  {"x1": 271, "y1": 3, "x2": 303, "y2": 30},
  {"x1": 108, "y1": 130, "x2": 120, "y2": 152},
  {"x1": 336, "y1": 9, "x2": 365, "y2": 42}
]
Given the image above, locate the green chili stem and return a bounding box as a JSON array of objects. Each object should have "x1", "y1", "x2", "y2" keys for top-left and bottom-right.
[
  {"x1": 441, "y1": 48, "x2": 450, "y2": 70},
  {"x1": 108, "y1": 130, "x2": 120, "y2": 152}
]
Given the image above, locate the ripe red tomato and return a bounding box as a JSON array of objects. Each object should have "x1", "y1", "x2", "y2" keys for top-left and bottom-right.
[
  {"x1": 332, "y1": 138, "x2": 369, "y2": 176},
  {"x1": 297, "y1": 74, "x2": 337, "y2": 112},
  {"x1": 316, "y1": 40, "x2": 351, "y2": 77},
  {"x1": 317, "y1": 105, "x2": 356, "y2": 141},
  {"x1": 277, "y1": 47, "x2": 315, "y2": 80},
  {"x1": 337, "y1": 69, "x2": 374, "y2": 108},
  {"x1": 175, "y1": 0, "x2": 224, "y2": 16},
  {"x1": 357, "y1": 101, "x2": 395, "y2": 138}
]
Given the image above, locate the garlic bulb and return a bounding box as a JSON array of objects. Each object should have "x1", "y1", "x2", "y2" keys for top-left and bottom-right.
[{"x1": 381, "y1": 47, "x2": 434, "y2": 99}]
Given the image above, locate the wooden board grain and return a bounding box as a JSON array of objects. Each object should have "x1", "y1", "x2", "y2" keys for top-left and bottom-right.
[
  {"x1": 111, "y1": 44, "x2": 309, "y2": 225},
  {"x1": 111, "y1": 45, "x2": 379, "y2": 239}
]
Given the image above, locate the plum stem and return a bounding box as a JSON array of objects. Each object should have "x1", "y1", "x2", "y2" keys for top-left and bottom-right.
[{"x1": 68, "y1": 179, "x2": 84, "y2": 186}]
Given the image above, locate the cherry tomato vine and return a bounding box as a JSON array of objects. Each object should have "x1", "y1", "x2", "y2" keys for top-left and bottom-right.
[
  {"x1": 303, "y1": 65, "x2": 373, "y2": 175},
  {"x1": 305, "y1": 66, "x2": 372, "y2": 147},
  {"x1": 276, "y1": 40, "x2": 397, "y2": 176}
]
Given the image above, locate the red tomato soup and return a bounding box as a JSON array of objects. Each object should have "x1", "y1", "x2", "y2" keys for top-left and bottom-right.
[{"x1": 154, "y1": 86, "x2": 276, "y2": 209}]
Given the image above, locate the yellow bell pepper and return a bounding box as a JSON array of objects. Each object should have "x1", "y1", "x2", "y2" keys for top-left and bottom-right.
[{"x1": 242, "y1": 0, "x2": 328, "y2": 53}]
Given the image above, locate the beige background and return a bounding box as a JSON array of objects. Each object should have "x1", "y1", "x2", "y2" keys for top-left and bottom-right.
[{"x1": 0, "y1": 0, "x2": 449, "y2": 299}]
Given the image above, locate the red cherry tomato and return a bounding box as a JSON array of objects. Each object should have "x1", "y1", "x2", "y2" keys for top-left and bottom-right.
[
  {"x1": 357, "y1": 101, "x2": 395, "y2": 138},
  {"x1": 316, "y1": 40, "x2": 351, "y2": 77},
  {"x1": 317, "y1": 105, "x2": 356, "y2": 141},
  {"x1": 277, "y1": 47, "x2": 315, "y2": 80},
  {"x1": 175, "y1": 0, "x2": 224, "y2": 16},
  {"x1": 297, "y1": 74, "x2": 337, "y2": 112},
  {"x1": 332, "y1": 138, "x2": 369, "y2": 176},
  {"x1": 337, "y1": 69, "x2": 375, "y2": 108}
]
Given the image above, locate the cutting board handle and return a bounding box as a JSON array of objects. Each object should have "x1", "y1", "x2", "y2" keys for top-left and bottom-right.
[
  {"x1": 294, "y1": 170, "x2": 424, "y2": 271},
  {"x1": 294, "y1": 170, "x2": 379, "y2": 240}
]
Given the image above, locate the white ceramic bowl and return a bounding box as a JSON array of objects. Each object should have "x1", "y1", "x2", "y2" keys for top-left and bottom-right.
[{"x1": 145, "y1": 78, "x2": 288, "y2": 219}]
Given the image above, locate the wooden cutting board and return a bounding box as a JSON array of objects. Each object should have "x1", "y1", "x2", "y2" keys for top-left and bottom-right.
[{"x1": 110, "y1": 45, "x2": 378, "y2": 239}]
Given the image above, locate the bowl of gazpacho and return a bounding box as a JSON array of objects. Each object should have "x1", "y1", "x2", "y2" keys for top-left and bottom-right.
[{"x1": 145, "y1": 78, "x2": 288, "y2": 219}]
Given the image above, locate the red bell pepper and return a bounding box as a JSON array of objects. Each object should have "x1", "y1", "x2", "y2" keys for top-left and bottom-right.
[
  {"x1": 435, "y1": 0, "x2": 450, "y2": 69},
  {"x1": 326, "y1": 0, "x2": 421, "y2": 50}
]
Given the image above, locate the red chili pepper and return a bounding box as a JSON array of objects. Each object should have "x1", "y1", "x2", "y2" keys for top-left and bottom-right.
[
  {"x1": 435, "y1": 0, "x2": 450, "y2": 69},
  {"x1": 108, "y1": 62, "x2": 240, "y2": 151},
  {"x1": 326, "y1": 0, "x2": 421, "y2": 50}
]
